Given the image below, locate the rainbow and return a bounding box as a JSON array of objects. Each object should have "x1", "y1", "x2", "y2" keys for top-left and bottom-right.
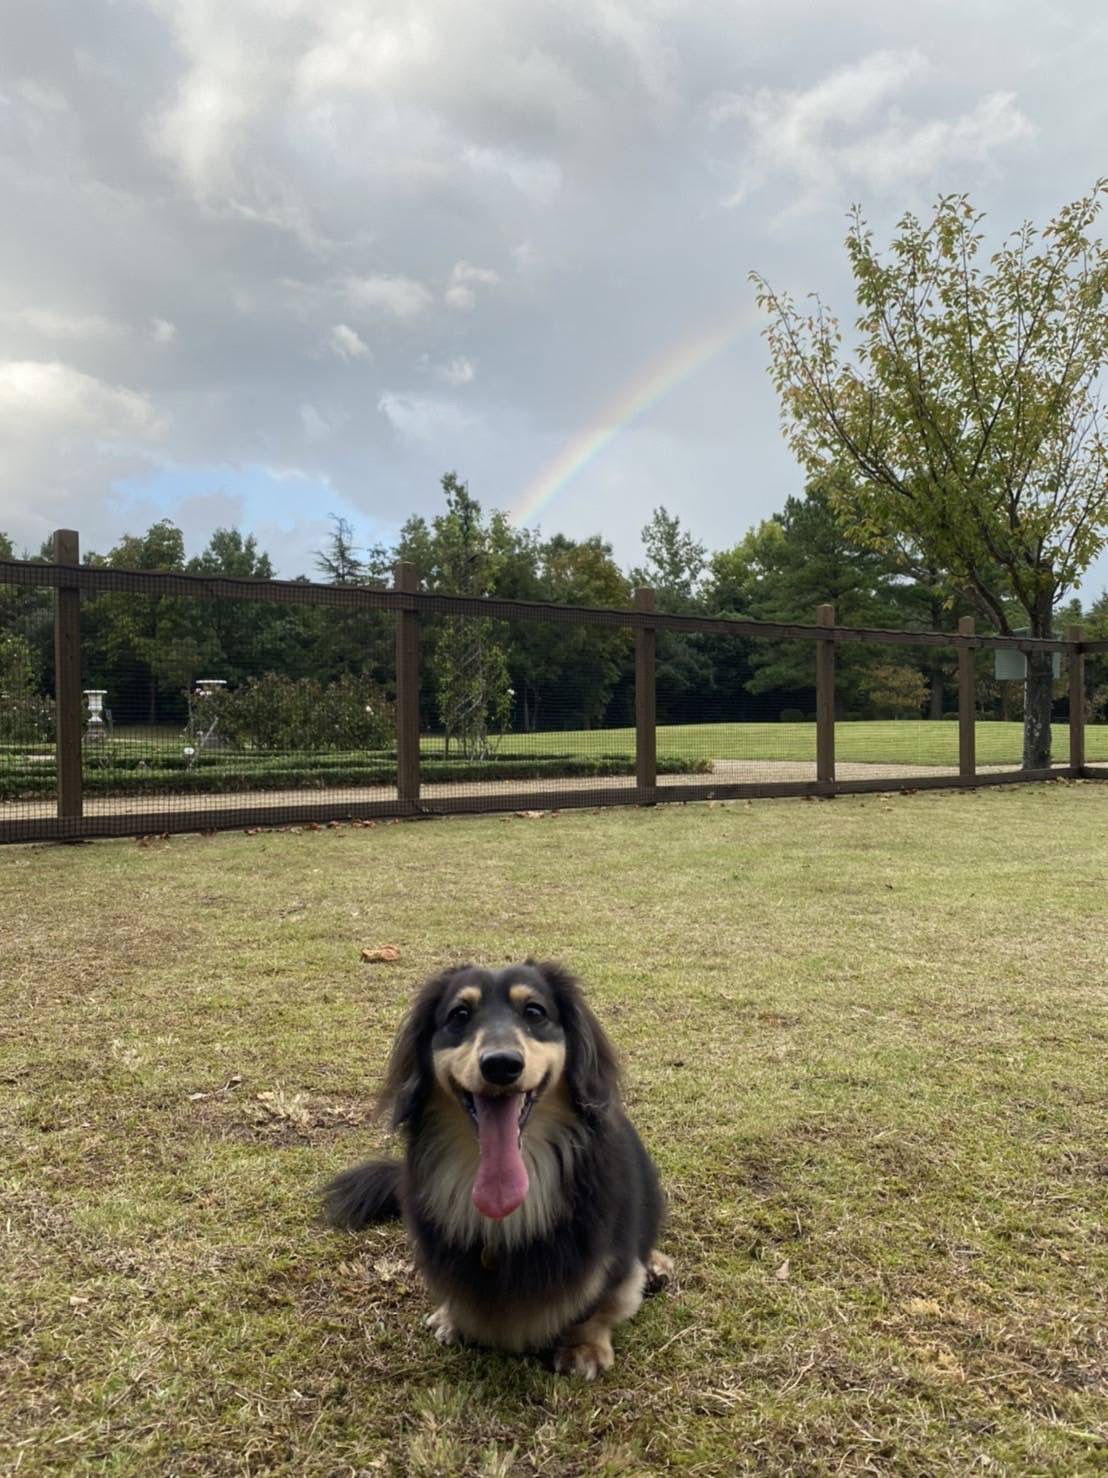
[{"x1": 510, "y1": 305, "x2": 753, "y2": 528}]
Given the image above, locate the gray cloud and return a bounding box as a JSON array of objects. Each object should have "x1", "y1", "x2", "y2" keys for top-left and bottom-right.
[{"x1": 0, "y1": 0, "x2": 1106, "y2": 597}]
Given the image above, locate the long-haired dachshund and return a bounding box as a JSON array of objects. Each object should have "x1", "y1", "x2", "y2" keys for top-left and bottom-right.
[{"x1": 322, "y1": 960, "x2": 672, "y2": 1378}]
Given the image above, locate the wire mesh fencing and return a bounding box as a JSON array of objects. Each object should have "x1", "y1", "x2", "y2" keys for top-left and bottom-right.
[
  {"x1": 651, "y1": 632, "x2": 818, "y2": 791},
  {"x1": 0, "y1": 573, "x2": 55, "y2": 828},
  {"x1": 0, "y1": 537, "x2": 1102, "y2": 843},
  {"x1": 1081, "y1": 636, "x2": 1108, "y2": 777},
  {"x1": 68, "y1": 595, "x2": 399, "y2": 832},
  {"x1": 414, "y1": 613, "x2": 637, "y2": 810}
]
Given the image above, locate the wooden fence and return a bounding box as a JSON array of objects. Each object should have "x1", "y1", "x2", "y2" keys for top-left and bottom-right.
[{"x1": 1, "y1": 529, "x2": 1105, "y2": 844}]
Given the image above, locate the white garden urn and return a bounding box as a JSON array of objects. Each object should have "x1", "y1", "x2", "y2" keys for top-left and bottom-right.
[{"x1": 84, "y1": 689, "x2": 108, "y2": 743}]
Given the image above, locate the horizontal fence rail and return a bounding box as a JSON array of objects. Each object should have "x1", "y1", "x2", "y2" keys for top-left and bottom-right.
[{"x1": 1, "y1": 533, "x2": 1104, "y2": 845}]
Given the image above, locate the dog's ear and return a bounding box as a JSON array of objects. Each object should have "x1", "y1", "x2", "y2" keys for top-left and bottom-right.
[
  {"x1": 378, "y1": 967, "x2": 464, "y2": 1128},
  {"x1": 535, "y1": 960, "x2": 619, "y2": 1119}
]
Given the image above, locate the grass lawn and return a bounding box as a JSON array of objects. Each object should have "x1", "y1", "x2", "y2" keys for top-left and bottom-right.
[
  {"x1": 476, "y1": 720, "x2": 1108, "y2": 767},
  {"x1": 3, "y1": 784, "x2": 1107, "y2": 1475},
  {"x1": 50, "y1": 717, "x2": 1107, "y2": 771}
]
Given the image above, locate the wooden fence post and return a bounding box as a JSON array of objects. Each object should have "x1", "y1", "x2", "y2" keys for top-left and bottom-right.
[
  {"x1": 815, "y1": 603, "x2": 835, "y2": 786},
  {"x1": 634, "y1": 587, "x2": 657, "y2": 801},
  {"x1": 53, "y1": 529, "x2": 83, "y2": 824},
  {"x1": 958, "y1": 615, "x2": 976, "y2": 778},
  {"x1": 394, "y1": 560, "x2": 421, "y2": 810},
  {"x1": 1068, "y1": 626, "x2": 1085, "y2": 776}
]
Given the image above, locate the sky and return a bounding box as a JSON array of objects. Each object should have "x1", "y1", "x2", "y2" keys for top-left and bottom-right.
[{"x1": 1, "y1": 0, "x2": 1107, "y2": 598}]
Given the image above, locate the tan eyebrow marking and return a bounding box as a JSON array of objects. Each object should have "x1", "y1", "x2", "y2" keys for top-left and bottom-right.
[
  {"x1": 452, "y1": 986, "x2": 481, "y2": 1009},
  {"x1": 510, "y1": 984, "x2": 538, "y2": 1008}
]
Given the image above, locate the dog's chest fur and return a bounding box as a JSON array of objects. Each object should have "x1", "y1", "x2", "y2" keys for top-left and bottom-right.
[
  {"x1": 407, "y1": 1094, "x2": 609, "y2": 1350},
  {"x1": 412, "y1": 1091, "x2": 582, "y2": 1252}
]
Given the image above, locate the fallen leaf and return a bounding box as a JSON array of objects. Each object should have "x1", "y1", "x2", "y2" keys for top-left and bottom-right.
[
  {"x1": 774, "y1": 1259, "x2": 790, "y2": 1281},
  {"x1": 361, "y1": 946, "x2": 401, "y2": 963},
  {"x1": 514, "y1": 810, "x2": 544, "y2": 819}
]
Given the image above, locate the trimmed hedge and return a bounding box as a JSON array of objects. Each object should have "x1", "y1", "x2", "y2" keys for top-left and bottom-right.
[{"x1": 0, "y1": 752, "x2": 711, "y2": 799}]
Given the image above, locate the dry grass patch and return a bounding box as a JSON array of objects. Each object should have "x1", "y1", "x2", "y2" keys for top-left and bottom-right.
[{"x1": 2, "y1": 783, "x2": 1107, "y2": 1475}]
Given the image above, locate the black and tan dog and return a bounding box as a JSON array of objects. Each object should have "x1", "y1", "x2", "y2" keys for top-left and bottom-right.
[{"x1": 322, "y1": 960, "x2": 671, "y2": 1377}]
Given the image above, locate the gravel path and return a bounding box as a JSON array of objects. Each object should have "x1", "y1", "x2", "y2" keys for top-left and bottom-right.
[{"x1": 4, "y1": 757, "x2": 1065, "y2": 823}]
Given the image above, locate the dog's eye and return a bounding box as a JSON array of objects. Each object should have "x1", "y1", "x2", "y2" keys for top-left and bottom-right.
[
  {"x1": 523, "y1": 1002, "x2": 547, "y2": 1022},
  {"x1": 447, "y1": 1005, "x2": 471, "y2": 1026}
]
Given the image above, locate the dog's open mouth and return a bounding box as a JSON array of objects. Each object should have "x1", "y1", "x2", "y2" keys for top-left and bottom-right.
[
  {"x1": 458, "y1": 1087, "x2": 538, "y2": 1139},
  {"x1": 456, "y1": 1078, "x2": 546, "y2": 1222}
]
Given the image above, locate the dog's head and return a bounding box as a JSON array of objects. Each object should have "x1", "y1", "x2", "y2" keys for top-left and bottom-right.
[{"x1": 380, "y1": 960, "x2": 618, "y2": 1219}]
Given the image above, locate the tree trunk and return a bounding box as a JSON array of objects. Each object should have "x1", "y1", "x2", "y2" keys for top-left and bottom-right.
[{"x1": 1022, "y1": 601, "x2": 1055, "y2": 769}]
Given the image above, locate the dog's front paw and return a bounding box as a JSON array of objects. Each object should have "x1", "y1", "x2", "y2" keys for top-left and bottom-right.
[
  {"x1": 645, "y1": 1248, "x2": 674, "y2": 1295},
  {"x1": 552, "y1": 1333, "x2": 614, "y2": 1380},
  {"x1": 426, "y1": 1305, "x2": 461, "y2": 1346}
]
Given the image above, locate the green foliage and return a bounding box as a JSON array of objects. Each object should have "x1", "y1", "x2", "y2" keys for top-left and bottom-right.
[
  {"x1": 0, "y1": 629, "x2": 53, "y2": 743},
  {"x1": 506, "y1": 534, "x2": 631, "y2": 730},
  {"x1": 634, "y1": 505, "x2": 707, "y2": 610},
  {"x1": 427, "y1": 474, "x2": 513, "y2": 758},
  {"x1": 630, "y1": 507, "x2": 714, "y2": 721},
  {"x1": 204, "y1": 673, "x2": 394, "y2": 753},
  {"x1": 858, "y1": 663, "x2": 929, "y2": 719},
  {"x1": 0, "y1": 749, "x2": 710, "y2": 799},
  {"x1": 753, "y1": 182, "x2": 1108, "y2": 765},
  {"x1": 778, "y1": 707, "x2": 805, "y2": 723}
]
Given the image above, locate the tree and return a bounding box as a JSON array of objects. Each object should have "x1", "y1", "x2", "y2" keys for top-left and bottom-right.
[
  {"x1": 184, "y1": 528, "x2": 297, "y2": 687},
  {"x1": 308, "y1": 515, "x2": 394, "y2": 688},
  {"x1": 631, "y1": 508, "x2": 714, "y2": 721},
  {"x1": 634, "y1": 506, "x2": 706, "y2": 610},
  {"x1": 752, "y1": 182, "x2": 1108, "y2": 767},
  {"x1": 83, "y1": 521, "x2": 198, "y2": 724},
  {"x1": 508, "y1": 534, "x2": 631, "y2": 730},
  {"x1": 858, "y1": 663, "x2": 929, "y2": 719},
  {"x1": 708, "y1": 484, "x2": 912, "y2": 717},
  {"x1": 428, "y1": 474, "x2": 512, "y2": 758}
]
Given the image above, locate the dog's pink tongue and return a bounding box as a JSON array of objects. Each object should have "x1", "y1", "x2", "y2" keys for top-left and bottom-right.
[{"x1": 471, "y1": 1094, "x2": 529, "y2": 1220}]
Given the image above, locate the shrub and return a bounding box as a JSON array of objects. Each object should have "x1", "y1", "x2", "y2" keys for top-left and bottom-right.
[
  {"x1": 0, "y1": 693, "x2": 54, "y2": 745},
  {"x1": 859, "y1": 664, "x2": 928, "y2": 719},
  {"x1": 200, "y1": 673, "x2": 395, "y2": 752},
  {"x1": 0, "y1": 751, "x2": 712, "y2": 800},
  {"x1": 0, "y1": 631, "x2": 53, "y2": 744},
  {"x1": 779, "y1": 708, "x2": 806, "y2": 724}
]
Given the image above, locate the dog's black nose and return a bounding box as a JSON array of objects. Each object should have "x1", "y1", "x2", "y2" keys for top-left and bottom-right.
[{"x1": 479, "y1": 1050, "x2": 524, "y2": 1086}]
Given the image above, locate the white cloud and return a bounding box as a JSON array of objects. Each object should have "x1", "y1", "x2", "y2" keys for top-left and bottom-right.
[
  {"x1": 0, "y1": 361, "x2": 163, "y2": 440},
  {"x1": 377, "y1": 390, "x2": 473, "y2": 442},
  {"x1": 712, "y1": 50, "x2": 1034, "y2": 209},
  {"x1": 0, "y1": 361, "x2": 166, "y2": 543},
  {"x1": 326, "y1": 322, "x2": 371, "y2": 360},
  {"x1": 346, "y1": 274, "x2": 433, "y2": 319},
  {"x1": 445, "y1": 260, "x2": 501, "y2": 311},
  {"x1": 436, "y1": 355, "x2": 476, "y2": 385},
  {"x1": 0, "y1": 308, "x2": 121, "y2": 340},
  {"x1": 0, "y1": 0, "x2": 1088, "y2": 574}
]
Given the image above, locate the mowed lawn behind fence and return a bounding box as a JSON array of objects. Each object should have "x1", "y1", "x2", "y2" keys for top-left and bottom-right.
[
  {"x1": 3, "y1": 785, "x2": 1108, "y2": 1475},
  {"x1": 5, "y1": 720, "x2": 1106, "y2": 804}
]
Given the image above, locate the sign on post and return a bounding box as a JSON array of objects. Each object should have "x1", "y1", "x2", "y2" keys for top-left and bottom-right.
[{"x1": 994, "y1": 635, "x2": 1061, "y2": 681}]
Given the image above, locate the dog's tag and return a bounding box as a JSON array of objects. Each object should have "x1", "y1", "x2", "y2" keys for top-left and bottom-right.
[{"x1": 480, "y1": 1244, "x2": 496, "y2": 1271}]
